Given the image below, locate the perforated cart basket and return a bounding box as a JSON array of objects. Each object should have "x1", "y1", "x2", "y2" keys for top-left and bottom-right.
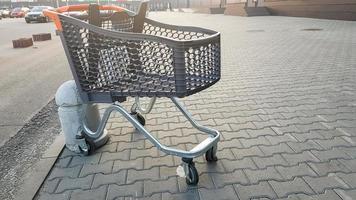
[{"x1": 44, "y1": 3, "x2": 221, "y2": 103}]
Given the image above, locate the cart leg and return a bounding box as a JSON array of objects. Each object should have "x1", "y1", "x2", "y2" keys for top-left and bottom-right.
[
  {"x1": 130, "y1": 111, "x2": 146, "y2": 126},
  {"x1": 205, "y1": 144, "x2": 218, "y2": 162},
  {"x1": 130, "y1": 97, "x2": 156, "y2": 114},
  {"x1": 182, "y1": 157, "x2": 199, "y2": 185}
]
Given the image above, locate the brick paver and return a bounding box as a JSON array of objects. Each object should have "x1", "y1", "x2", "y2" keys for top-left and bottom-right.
[{"x1": 35, "y1": 12, "x2": 356, "y2": 200}]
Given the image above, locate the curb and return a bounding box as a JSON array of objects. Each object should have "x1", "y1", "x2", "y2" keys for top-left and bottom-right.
[{"x1": 14, "y1": 134, "x2": 65, "y2": 200}]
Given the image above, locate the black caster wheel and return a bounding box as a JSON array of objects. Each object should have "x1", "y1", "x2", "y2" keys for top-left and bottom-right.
[
  {"x1": 186, "y1": 163, "x2": 199, "y2": 185},
  {"x1": 182, "y1": 158, "x2": 199, "y2": 185},
  {"x1": 131, "y1": 112, "x2": 146, "y2": 126},
  {"x1": 205, "y1": 146, "x2": 218, "y2": 162}
]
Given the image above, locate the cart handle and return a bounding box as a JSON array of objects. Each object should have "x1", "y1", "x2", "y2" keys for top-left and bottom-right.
[{"x1": 43, "y1": 4, "x2": 125, "y2": 31}]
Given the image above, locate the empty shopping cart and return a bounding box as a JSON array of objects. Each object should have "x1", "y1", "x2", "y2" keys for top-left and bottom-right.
[{"x1": 44, "y1": 1, "x2": 221, "y2": 185}]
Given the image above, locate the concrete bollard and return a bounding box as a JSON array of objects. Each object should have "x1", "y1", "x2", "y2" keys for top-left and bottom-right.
[
  {"x1": 55, "y1": 80, "x2": 84, "y2": 153},
  {"x1": 55, "y1": 80, "x2": 109, "y2": 154}
]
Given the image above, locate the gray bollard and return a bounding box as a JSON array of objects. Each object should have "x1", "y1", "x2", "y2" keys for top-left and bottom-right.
[{"x1": 55, "y1": 80, "x2": 108, "y2": 154}]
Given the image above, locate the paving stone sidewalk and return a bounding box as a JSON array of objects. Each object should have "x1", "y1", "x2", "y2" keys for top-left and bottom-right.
[{"x1": 35, "y1": 12, "x2": 356, "y2": 200}]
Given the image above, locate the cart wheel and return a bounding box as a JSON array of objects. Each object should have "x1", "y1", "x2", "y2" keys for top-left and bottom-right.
[
  {"x1": 131, "y1": 112, "x2": 145, "y2": 126},
  {"x1": 185, "y1": 163, "x2": 199, "y2": 185},
  {"x1": 79, "y1": 139, "x2": 95, "y2": 156},
  {"x1": 205, "y1": 146, "x2": 218, "y2": 162}
]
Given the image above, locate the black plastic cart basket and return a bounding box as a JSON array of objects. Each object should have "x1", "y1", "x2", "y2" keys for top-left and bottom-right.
[{"x1": 44, "y1": 1, "x2": 221, "y2": 185}]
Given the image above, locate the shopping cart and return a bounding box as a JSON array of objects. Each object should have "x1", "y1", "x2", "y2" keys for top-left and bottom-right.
[{"x1": 44, "y1": 1, "x2": 221, "y2": 185}]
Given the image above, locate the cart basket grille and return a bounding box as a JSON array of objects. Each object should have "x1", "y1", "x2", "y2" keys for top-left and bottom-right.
[{"x1": 59, "y1": 15, "x2": 221, "y2": 102}]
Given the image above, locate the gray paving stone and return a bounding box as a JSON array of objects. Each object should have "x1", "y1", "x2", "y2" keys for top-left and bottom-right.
[
  {"x1": 265, "y1": 134, "x2": 297, "y2": 145},
  {"x1": 231, "y1": 146, "x2": 265, "y2": 159},
  {"x1": 308, "y1": 160, "x2": 350, "y2": 176},
  {"x1": 56, "y1": 175, "x2": 94, "y2": 193},
  {"x1": 338, "y1": 146, "x2": 356, "y2": 158},
  {"x1": 69, "y1": 154, "x2": 102, "y2": 167},
  {"x1": 37, "y1": 192, "x2": 71, "y2": 200},
  {"x1": 291, "y1": 132, "x2": 324, "y2": 142},
  {"x1": 220, "y1": 138, "x2": 244, "y2": 149},
  {"x1": 288, "y1": 190, "x2": 342, "y2": 200},
  {"x1": 271, "y1": 126, "x2": 300, "y2": 135},
  {"x1": 79, "y1": 161, "x2": 113, "y2": 177},
  {"x1": 259, "y1": 143, "x2": 294, "y2": 156},
  {"x1": 239, "y1": 136, "x2": 271, "y2": 148},
  {"x1": 70, "y1": 185, "x2": 107, "y2": 200},
  {"x1": 303, "y1": 175, "x2": 349, "y2": 193},
  {"x1": 338, "y1": 127, "x2": 356, "y2": 137},
  {"x1": 60, "y1": 148, "x2": 77, "y2": 158},
  {"x1": 282, "y1": 151, "x2": 319, "y2": 165},
  {"x1": 336, "y1": 173, "x2": 356, "y2": 188},
  {"x1": 311, "y1": 149, "x2": 351, "y2": 162},
  {"x1": 169, "y1": 134, "x2": 199, "y2": 145},
  {"x1": 211, "y1": 170, "x2": 249, "y2": 187},
  {"x1": 276, "y1": 163, "x2": 317, "y2": 179},
  {"x1": 244, "y1": 167, "x2": 283, "y2": 184},
  {"x1": 335, "y1": 189, "x2": 356, "y2": 200},
  {"x1": 113, "y1": 158, "x2": 144, "y2": 171},
  {"x1": 253, "y1": 154, "x2": 288, "y2": 169},
  {"x1": 144, "y1": 155, "x2": 174, "y2": 168},
  {"x1": 55, "y1": 156, "x2": 72, "y2": 168},
  {"x1": 339, "y1": 159, "x2": 356, "y2": 172},
  {"x1": 101, "y1": 149, "x2": 130, "y2": 163},
  {"x1": 178, "y1": 173, "x2": 215, "y2": 192},
  {"x1": 110, "y1": 133, "x2": 132, "y2": 143},
  {"x1": 214, "y1": 117, "x2": 239, "y2": 126},
  {"x1": 287, "y1": 141, "x2": 323, "y2": 153},
  {"x1": 195, "y1": 161, "x2": 226, "y2": 173},
  {"x1": 269, "y1": 178, "x2": 314, "y2": 198},
  {"x1": 210, "y1": 148, "x2": 236, "y2": 160},
  {"x1": 315, "y1": 137, "x2": 352, "y2": 149},
  {"x1": 127, "y1": 167, "x2": 160, "y2": 183},
  {"x1": 221, "y1": 157, "x2": 257, "y2": 172},
  {"x1": 253, "y1": 120, "x2": 281, "y2": 130},
  {"x1": 162, "y1": 190, "x2": 199, "y2": 200},
  {"x1": 48, "y1": 165, "x2": 82, "y2": 180},
  {"x1": 143, "y1": 177, "x2": 178, "y2": 196},
  {"x1": 95, "y1": 142, "x2": 118, "y2": 153},
  {"x1": 199, "y1": 185, "x2": 239, "y2": 200},
  {"x1": 137, "y1": 193, "x2": 162, "y2": 200},
  {"x1": 222, "y1": 130, "x2": 250, "y2": 140},
  {"x1": 314, "y1": 129, "x2": 350, "y2": 139},
  {"x1": 236, "y1": 115, "x2": 262, "y2": 124},
  {"x1": 117, "y1": 140, "x2": 145, "y2": 151},
  {"x1": 130, "y1": 148, "x2": 158, "y2": 160},
  {"x1": 145, "y1": 137, "x2": 171, "y2": 149},
  {"x1": 107, "y1": 181, "x2": 144, "y2": 200},
  {"x1": 247, "y1": 128, "x2": 277, "y2": 138},
  {"x1": 214, "y1": 123, "x2": 235, "y2": 132},
  {"x1": 159, "y1": 166, "x2": 177, "y2": 179},
  {"x1": 41, "y1": 178, "x2": 60, "y2": 193},
  {"x1": 230, "y1": 122, "x2": 257, "y2": 131},
  {"x1": 296, "y1": 123, "x2": 327, "y2": 133},
  {"x1": 235, "y1": 181, "x2": 277, "y2": 200},
  {"x1": 92, "y1": 170, "x2": 127, "y2": 188}
]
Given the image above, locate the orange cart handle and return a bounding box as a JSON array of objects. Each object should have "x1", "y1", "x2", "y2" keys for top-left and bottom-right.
[{"x1": 43, "y1": 4, "x2": 125, "y2": 31}]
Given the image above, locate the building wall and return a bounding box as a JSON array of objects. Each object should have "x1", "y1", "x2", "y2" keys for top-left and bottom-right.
[{"x1": 264, "y1": 0, "x2": 356, "y2": 21}]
